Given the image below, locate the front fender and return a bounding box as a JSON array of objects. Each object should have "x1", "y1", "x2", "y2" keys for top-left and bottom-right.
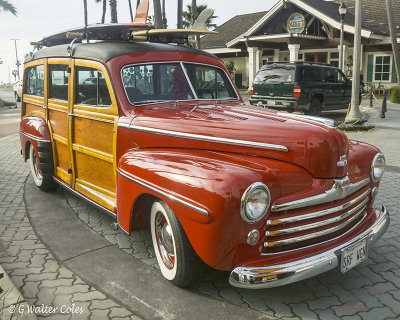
[
  {"x1": 116, "y1": 148, "x2": 312, "y2": 270},
  {"x1": 19, "y1": 116, "x2": 51, "y2": 161}
]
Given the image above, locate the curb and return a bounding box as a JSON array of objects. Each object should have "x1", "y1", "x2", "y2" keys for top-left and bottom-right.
[
  {"x1": 24, "y1": 179, "x2": 272, "y2": 320},
  {"x1": 0, "y1": 264, "x2": 37, "y2": 320}
]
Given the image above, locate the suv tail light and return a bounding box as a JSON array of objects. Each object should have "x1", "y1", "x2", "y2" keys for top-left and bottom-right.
[
  {"x1": 293, "y1": 86, "x2": 301, "y2": 98},
  {"x1": 251, "y1": 85, "x2": 254, "y2": 95}
]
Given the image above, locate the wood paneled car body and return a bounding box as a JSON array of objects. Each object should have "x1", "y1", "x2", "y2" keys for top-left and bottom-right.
[{"x1": 19, "y1": 24, "x2": 389, "y2": 289}]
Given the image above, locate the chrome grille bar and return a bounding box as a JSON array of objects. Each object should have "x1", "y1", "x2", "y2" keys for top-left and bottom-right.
[
  {"x1": 266, "y1": 197, "x2": 369, "y2": 236},
  {"x1": 264, "y1": 206, "x2": 366, "y2": 248},
  {"x1": 271, "y1": 177, "x2": 370, "y2": 212},
  {"x1": 267, "y1": 189, "x2": 370, "y2": 226}
]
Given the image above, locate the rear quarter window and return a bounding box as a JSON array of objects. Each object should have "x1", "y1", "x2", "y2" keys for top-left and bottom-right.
[
  {"x1": 24, "y1": 65, "x2": 44, "y2": 96},
  {"x1": 299, "y1": 66, "x2": 322, "y2": 82}
]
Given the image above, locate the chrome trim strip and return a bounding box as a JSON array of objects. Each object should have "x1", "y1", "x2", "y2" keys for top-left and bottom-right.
[
  {"x1": 277, "y1": 112, "x2": 338, "y2": 128},
  {"x1": 268, "y1": 188, "x2": 371, "y2": 225},
  {"x1": 266, "y1": 197, "x2": 369, "y2": 236},
  {"x1": 19, "y1": 131, "x2": 51, "y2": 143},
  {"x1": 116, "y1": 169, "x2": 209, "y2": 216},
  {"x1": 52, "y1": 177, "x2": 117, "y2": 219},
  {"x1": 118, "y1": 123, "x2": 288, "y2": 152},
  {"x1": 271, "y1": 176, "x2": 370, "y2": 212},
  {"x1": 264, "y1": 206, "x2": 366, "y2": 247},
  {"x1": 229, "y1": 206, "x2": 389, "y2": 288}
]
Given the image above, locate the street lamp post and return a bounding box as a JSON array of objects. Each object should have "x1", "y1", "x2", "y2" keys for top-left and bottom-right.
[
  {"x1": 11, "y1": 39, "x2": 20, "y2": 81},
  {"x1": 338, "y1": 2, "x2": 347, "y2": 72}
]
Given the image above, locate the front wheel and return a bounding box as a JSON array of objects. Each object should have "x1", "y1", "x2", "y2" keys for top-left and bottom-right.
[
  {"x1": 150, "y1": 200, "x2": 202, "y2": 287},
  {"x1": 29, "y1": 143, "x2": 57, "y2": 191}
]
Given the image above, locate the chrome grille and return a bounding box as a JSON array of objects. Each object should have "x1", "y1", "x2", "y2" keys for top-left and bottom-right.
[{"x1": 263, "y1": 182, "x2": 371, "y2": 253}]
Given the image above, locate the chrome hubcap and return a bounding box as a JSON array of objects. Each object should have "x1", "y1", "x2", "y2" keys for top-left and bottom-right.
[{"x1": 155, "y1": 211, "x2": 175, "y2": 269}]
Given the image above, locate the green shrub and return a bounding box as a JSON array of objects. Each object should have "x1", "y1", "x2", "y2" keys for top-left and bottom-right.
[
  {"x1": 225, "y1": 60, "x2": 236, "y2": 75},
  {"x1": 390, "y1": 86, "x2": 400, "y2": 103}
]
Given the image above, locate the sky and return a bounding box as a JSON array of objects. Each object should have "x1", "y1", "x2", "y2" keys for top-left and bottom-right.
[{"x1": 0, "y1": 0, "x2": 276, "y2": 84}]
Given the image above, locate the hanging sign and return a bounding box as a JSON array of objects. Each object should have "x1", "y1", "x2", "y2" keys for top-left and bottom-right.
[{"x1": 287, "y1": 13, "x2": 306, "y2": 34}]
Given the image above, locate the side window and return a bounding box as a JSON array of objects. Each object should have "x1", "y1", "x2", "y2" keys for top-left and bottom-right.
[
  {"x1": 76, "y1": 67, "x2": 111, "y2": 107},
  {"x1": 49, "y1": 65, "x2": 69, "y2": 101},
  {"x1": 323, "y1": 68, "x2": 336, "y2": 83},
  {"x1": 25, "y1": 65, "x2": 44, "y2": 96},
  {"x1": 300, "y1": 66, "x2": 321, "y2": 82},
  {"x1": 336, "y1": 69, "x2": 347, "y2": 83}
]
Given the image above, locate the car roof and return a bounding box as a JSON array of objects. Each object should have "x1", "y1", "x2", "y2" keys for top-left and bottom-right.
[{"x1": 25, "y1": 41, "x2": 216, "y2": 63}]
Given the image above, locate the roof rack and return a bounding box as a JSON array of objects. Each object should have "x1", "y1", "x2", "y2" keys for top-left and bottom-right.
[{"x1": 30, "y1": 23, "x2": 217, "y2": 49}]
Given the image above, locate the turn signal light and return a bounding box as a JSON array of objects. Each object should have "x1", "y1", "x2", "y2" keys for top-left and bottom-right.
[{"x1": 293, "y1": 85, "x2": 301, "y2": 98}]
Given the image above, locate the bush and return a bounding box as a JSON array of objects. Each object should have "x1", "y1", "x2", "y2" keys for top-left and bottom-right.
[
  {"x1": 225, "y1": 60, "x2": 236, "y2": 75},
  {"x1": 390, "y1": 86, "x2": 400, "y2": 103}
]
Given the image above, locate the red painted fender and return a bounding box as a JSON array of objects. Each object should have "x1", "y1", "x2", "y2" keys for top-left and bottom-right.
[
  {"x1": 19, "y1": 116, "x2": 51, "y2": 161},
  {"x1": 116, "y1": 148, "x2": 313, "y2": 270}
]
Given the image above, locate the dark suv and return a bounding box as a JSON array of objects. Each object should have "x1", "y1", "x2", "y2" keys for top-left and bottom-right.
[{"x1": 250, "y1": 62, "x2": 352, "y2": 115}]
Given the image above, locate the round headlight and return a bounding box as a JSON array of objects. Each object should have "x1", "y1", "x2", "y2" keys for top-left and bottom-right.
[
  {"x1": 240, "y1": 182, "x2": 271, "y2": 223},
  {"x1": 371, "y1": 153, "x2": 385, "y2": 182}
]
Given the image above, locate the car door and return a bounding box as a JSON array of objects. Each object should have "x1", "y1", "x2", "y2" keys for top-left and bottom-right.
[
  {"x1": 322, "y1": 67, "x2": 340, "y2": 107},
  {"x1": 335, "y1": 69, "x2": 352, "y2": 107},
  {"x1": 47, "y1": 59, "x2": 72, "y2": 185},
  {"x1": 71, "y1": 60, "x2": 119, "y2": 212}
]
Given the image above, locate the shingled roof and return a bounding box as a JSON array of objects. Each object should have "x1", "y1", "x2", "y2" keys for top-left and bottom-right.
[
  {"x1": 202, "y1": 0, "x2": 400, "y2": 50},
  {"x1": 307, "y1": 0, "x2": 400, "y2": 36},
  {"x1": 201, "y1": 11, "x2": 267, "y2": 49}
]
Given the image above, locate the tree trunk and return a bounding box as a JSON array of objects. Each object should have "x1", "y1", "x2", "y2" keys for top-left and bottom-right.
[
  {"x1": 177, "y1": 0, "x2": 183, "y2": 29},
  {"x1": 153, "y1": 0, "x2": 162, "y2": 28},
  {"x1": 191, "y1": 0, "x2": 196, "y2": 25},
  {"x1": 162, "y1": 0, "x2": 167, "y2": 28},
  {"x1": 83, "y1": 0, "x2": 88, "y2": 26},
  {"x1": 128, "y1": 0, "x2": 133, "y2": 22},
  {"x1": 386, "y1": 0, "x2": 400, "y2": 89},
  {"x1": 109, "y1": 0, "x2": 118, "y2": 23},
  {"x1": 102, "y1": 0, "x2": 106, "y2": 23}
]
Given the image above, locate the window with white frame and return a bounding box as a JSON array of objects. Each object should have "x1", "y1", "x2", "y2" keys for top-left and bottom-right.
[{"x1": 374, "y1": 55, "x2": 391, "y2": 81}]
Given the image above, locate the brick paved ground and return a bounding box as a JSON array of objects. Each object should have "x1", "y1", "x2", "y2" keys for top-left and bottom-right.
[
  {"x1": 0, "y1": 135, "x2": 139, "y2": 320},
  {"x1": 1, "y1": 101, "x2": 400, "y2": 319}
]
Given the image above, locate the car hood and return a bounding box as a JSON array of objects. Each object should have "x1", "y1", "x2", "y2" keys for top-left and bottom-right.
[{"x1": 120, "y1": 102, "x2": 349, "y2": 178}]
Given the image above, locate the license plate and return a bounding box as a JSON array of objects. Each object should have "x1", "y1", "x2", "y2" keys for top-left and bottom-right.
[
  {"x1": 267, "y1": 100, "x2": 275, "y2": 106},
  {"x1": 340, "y1": 239, "x2": 367, "y2": 273}
]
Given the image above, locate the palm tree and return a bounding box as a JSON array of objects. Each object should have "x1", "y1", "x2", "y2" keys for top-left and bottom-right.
[
  {"x1": 83, "y1": 0, "x2": 88, "y2": 25},
  {"x1": 191, "y1": 0, "x2": 196, "y2": 22},
  {"x1": 95, "y1": 0, "x2": 107, "y2": 23},
  {"x1": 182, "y1": 4, "x2": 216, "y2": 29},
  {"x1": 109, "y1": 0, "x2": 118, "y2": 23},
  {"x1": 161, "y1": 0, "x2": 167, "y2": 28},
  {"x1": 0, "y1": 0, "x2": 17, "y2": 15},
  {"x1": 153, "y1": 0, "x2": 162, "y2": 28},
  {"x1": 128, "y1": 0, "x2": 133, "y2": 22}
]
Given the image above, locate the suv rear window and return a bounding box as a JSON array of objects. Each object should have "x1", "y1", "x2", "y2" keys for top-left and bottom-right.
[{"x1": 253, "y1": 64, "x2": 296, "y2": 84}]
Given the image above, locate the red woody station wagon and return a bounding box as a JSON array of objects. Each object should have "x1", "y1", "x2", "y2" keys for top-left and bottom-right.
[{"x1": 19, "y1": 23, "x2": 389, "y2": 289}]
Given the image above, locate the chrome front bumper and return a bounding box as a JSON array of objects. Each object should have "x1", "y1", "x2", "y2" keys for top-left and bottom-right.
[{"x1": 229, "y1": 206, "x2": 389, "y2": 289}]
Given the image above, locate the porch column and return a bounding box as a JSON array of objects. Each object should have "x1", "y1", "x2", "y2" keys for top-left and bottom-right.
[
  {"x1": 248, "y1": 47, "x2": 259, "y2": 89},
  {"x1": 288, "y1": 44, "x2": 300, "y2": 62},
  {"x1": 274, "y1": 49, "x2": 280, "y2": 62}
]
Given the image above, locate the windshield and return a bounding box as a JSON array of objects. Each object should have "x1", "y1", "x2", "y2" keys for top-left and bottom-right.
[
  {"x1": 253, "y1": 64, "x2": 296, "y2": 84},
  {"x1": 121, "y1": 63, "x2": 237, "y2": 105}
]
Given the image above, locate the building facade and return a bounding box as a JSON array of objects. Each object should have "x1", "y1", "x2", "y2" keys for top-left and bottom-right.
[{"x1": 201, "y1": 0, "x2": 400, "y2": 89}]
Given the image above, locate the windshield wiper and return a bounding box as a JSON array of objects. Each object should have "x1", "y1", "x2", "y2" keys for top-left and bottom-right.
[{"x1": 131, "y1": 100, "x2": 170, "y2": 106}]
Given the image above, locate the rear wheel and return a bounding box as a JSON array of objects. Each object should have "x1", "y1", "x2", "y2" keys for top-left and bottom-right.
[
  {"x1": 29, "y1": 143, "x2": 57, "y2": 191},
  {"x1": 150, "y1": 200, "x2": 202, "y2": 287},
  {"x1": 306, "y1": 97, "x2": 322, "y2": 116}
]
